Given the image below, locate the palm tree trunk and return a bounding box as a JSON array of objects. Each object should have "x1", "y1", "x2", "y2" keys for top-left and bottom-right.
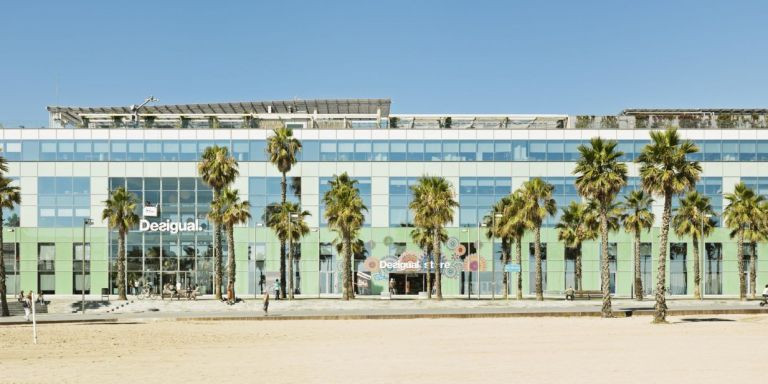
[
  {"x1": 227, "y1": 224, "x2": 236, "y2": 301},
  {"x1": 342, "y1": 236, "x2": 351, "y2": 300},
  {"x1": 737, "y1": 232, "x2": 745, "y2": 300},
  {"x1": 750, "y1": 242, "x2": 757, "y2": 299},
  {"x1": 212, "y1": 188, "x2": 222, "y2": 300},
  {"x1": 349, "y1": 248, "x2": 355, "y2": 299},
  {"x1": 654, "y1": 192, "x2": 672, "y2": 323},
  {"x1": 634, "y1": 230, "x2": 643, "y2": 301},
  {"x1": 0, "y1": 210, "x2": 9, "y2": 317},
  {"x1": 118, "y1": 229, "x2": 127, "y2": 300},
  {"x1": 501, "y1": 237, "x2": 509, "y2": 300},
  {"x1": 575, "y1": 245, "x2": 582, "y2": 291},
  {"x1": 692, "y1": 235, "x2": 701, "y2": 300},
  {"x1": 433, "y1": 229, "x2": 443, "y2": 300},
  {"x1": 425, "y1": 245, "x2": 432, "y2": 299},
  {"x1": 534, "y1": 226, "x2": 543, "y2": 301},
  {"x1": 288, "y1": 240, "x2": 294, "y2": 300},
  {"x1": 515, "y1": 237, "x2": 523, "y2": 300},
  {"x1": 600, "y1": 210, "x2": 612, "y2": 318},
  {"x1": 280, "y1": 172, "x2": 287, "y2": 299}
]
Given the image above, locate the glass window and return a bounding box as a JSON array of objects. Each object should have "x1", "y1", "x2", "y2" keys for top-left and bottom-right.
[
  {"x1": 512, "y1": 141, "x2": 528, "y2": 161},
  {"x1": 92, "y1": 141, "x2": 109, "y2": 161},
  {"x1": 722, "y1": 141, "x2": 738, "y2": 161},
  {"x1": 564, "y1": 141, "x2": 582, "y2": 161},
  {"x1": 424, "y1": 141, "x2": 441, "y2": 161},
  {"x1": 494, "y1": 141, "x2": 511, "y2": 161},
  {"x1": 354, "y1": 141, "x2": 372, "y2": 161},
  {"x1": 111, "y1": 142, "x2": 127, "y2": 161},
  {"x1": 617, "y1": 141, "x2": 633, "y2": 162},
  {"x1": 180, "y1": 141, "x2": 197, "y2": 161},
  {"x1": 477, "y1": 141, "x2": 494, "y2": 161},
  {"x1": 320, "y1": 142, "x2": 337, "y2": 161},
  {"x1": 459, "y1": 141, "x2": 476, "y2": 161},
  {"x1": 739, "y1": 141, "x2": 756, "y2": 161},
  {"x1": 704, "y1": 141, "x2": 721, "y2": 161},
  {"x1": 21, "y1": 141, "x2": 39, "y2": 161},
  {"x1": 302, "y1": 140, "x2": 319, "y2": 161},
  {"x1": 127, "y1": 141, "x2": 144, "y2": 161},
  {"x1": 407, "y1": 141, "x2": 424, "y2": 161},
  {"x1": 57, "y1": 141, "x2": 74, "y2": 161},
  {"x1": 529, "y1": 141, "x2": 547, "y2": 161},
  {"x1": 547, "y1": 141, "x2": 564, "y2": 161},
  {"x1": 442, "y1": 141, "x2": 459, "y2": 161},
  {"x1": 372, "y1": 142, "x2": 388, "y2": 161},
  {"x1": 390, "y1": 141, "x2": 407, "y2": 161},
  {"x1": 40, "y1": 141, "x2": 57, "y2": 161},
  {"x1": 162, "y1": 141, "x2": 180, "y2": 161},
  {"x1": 145, "y1": 141, "x2": 162, "y2": 161},
  {"x1": 757, "y1": 141, "x2": 768, "y2": 161},
  {"x1": 337, "y1": 141, "x2": 355, "y2": 161}
]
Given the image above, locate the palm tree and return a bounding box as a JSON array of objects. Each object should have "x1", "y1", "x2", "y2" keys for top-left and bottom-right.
[
  {"x1": 672, "y1": 191, "x2": 716, "y2": 300},
  {"x1": 266, "y1": 127, "x2": 302, "y2": 299},
  {"x1": 102, "y1": 187, "x2": 139, "y2": 301},
  {"x1": 485, "y1": 197, "x2": 512, "y2": 299},
  {"x1": 574, "y1": 137, "x2": 627, "y2": 317},
  {"x1": 621, "y1": 190, "x2": 655, "y2": 301},
  {"x1": 723, "y1": 182, "x2": 765, "y2": 300},
  {"x1": 322, "y1": 173, "x2": 366, "y2": 300},
  {"x1": 409, "y1": 176, "x2": 459, "y2": 300},
  {"x1": 518, "y1": 178, "x2": 557, "y2": 301},
  {"x1": 0, "y1": 172, "x2": 20, "y2": 317},
  {"x1": 637, "y1": 128, "x2": 701, "y2": 323},
  {"x1": 555, "y1": 201, "x2": 595, "y2": 292},
  {"x1": 213, "y1": 188, "x2": 252, "y2": 302},
  {"x1": 411, "y1": 227, "x2": 447, "y2": 299},
  {"x1": 198, "y1": 145, "x2": 239, "y2": 300},
  {"x1": 266, "y1": 202, "x2": 310, "y2": 299}
]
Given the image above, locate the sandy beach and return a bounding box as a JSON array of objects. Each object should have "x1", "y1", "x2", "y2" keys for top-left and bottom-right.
[{"x1": 0, "y1": 315, "x2": 764, "y2": 384}]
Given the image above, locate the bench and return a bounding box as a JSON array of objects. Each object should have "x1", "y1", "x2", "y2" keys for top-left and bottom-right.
[{"x1": 565, "y1": 290, "x2": 603, "y2": 300}]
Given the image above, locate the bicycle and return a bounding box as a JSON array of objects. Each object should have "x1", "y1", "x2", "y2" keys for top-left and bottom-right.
[{"x1": 136, "y1": 285, "x2": 156, "y2": 300}]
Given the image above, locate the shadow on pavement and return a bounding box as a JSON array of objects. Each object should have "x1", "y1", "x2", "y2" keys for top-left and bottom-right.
[{"x1": 680, "y1": 318, "x2": 735, "y2": 322}]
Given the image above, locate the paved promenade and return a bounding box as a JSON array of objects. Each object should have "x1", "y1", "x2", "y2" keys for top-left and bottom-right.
[{"x1": 2, "y1": 295, "x2": 766, "y2": 324}]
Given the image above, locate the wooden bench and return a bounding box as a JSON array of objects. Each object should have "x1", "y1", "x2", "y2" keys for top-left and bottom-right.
[{"x1": 565, "y1": 290, "x2": 603, "y2": 300}]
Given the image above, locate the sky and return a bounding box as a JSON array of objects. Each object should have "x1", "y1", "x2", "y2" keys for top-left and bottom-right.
[{"x1": 2, "y1": 0, "x2": 768, "y2": 126}]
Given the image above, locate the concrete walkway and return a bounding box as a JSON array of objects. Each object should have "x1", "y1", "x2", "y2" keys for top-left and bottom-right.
[{"x1": 1, "y1": 296, "x2": 766, "y2": 324}]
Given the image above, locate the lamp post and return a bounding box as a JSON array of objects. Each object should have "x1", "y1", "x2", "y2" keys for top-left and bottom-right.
[
  {"x1": 461, "y1": 228, "x2": 469, "y2": 299},
  {"x1": 700, "y1": 213, "x2": 712, "y2": 298},
  {"x1": 81, "y1": 218, "x2": 93, "y2": 314},
  {"x1": 478, "y1": 219, "x2": 486, "y2": 300}
]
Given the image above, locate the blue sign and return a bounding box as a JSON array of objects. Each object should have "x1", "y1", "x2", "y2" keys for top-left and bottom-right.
[{"x1": 504, "y1": 264, "x2": 521, "y2": 273}]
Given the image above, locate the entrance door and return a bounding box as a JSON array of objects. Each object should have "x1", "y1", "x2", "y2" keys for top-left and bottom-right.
[{"x1": 390, "y1": 273, "x2": 434, "y2": 295}]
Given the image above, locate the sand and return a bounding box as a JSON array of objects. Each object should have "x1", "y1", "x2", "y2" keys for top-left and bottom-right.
[{"x1": 0, "y1": 315, "x2": 764, "y2": 383}]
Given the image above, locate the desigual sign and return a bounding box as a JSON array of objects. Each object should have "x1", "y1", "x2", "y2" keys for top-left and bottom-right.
[{"x1": 139, "y1": 219, "x2": 203, "y2": 234}]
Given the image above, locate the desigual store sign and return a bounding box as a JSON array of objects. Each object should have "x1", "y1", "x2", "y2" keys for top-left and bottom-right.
[{"x1": 139, "y1": 219, "x2": 203, "y2": 234}]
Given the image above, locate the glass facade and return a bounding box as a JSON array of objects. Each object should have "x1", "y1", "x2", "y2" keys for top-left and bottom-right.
[
  {"x1": 38, "y1": 177, "x2": 90, "y2": 227},
  {"x1": 248, "y1": 177, "x2": 302, "y2": 226},
  {"x1": 389, "y1": 177, "x2": 418, "y2": 227},
  {"x1": 459, "y1": 178, "x2": 512, "y2": 227},
  {"x1": 542, "y1": 177, "x2": 579, "y2": 227}
]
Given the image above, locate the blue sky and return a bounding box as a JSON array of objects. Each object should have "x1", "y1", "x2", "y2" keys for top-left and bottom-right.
[{"x1": 2, "y1": 0, "x2": 768, "y2": 126}]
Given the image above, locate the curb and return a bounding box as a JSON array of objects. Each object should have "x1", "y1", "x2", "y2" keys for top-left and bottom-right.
[{"x1": 0, "y1": 318, "x2": 118, "y2": 326}]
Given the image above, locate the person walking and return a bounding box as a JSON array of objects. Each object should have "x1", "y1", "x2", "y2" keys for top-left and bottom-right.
[
  {"x1": 389, "y1": 277, "x2": 396, "y2": 295},
  {"x1": 273, "y1": 279, "x2": 281, "y2": 300},
  {"x1": 17, "y1": 290, "x2": 24, "y2": 303},
  {"x1": 22, "y1": 292, "x2": 32, "y2": 322},
  {"x1": 263, "y1": 291, "x2": 270, "y2": 316}
]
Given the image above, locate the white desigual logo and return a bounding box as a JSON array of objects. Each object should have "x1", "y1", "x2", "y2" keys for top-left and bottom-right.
[{"x1": 139, "y1": 219, "x2": 203, "y2": 234}]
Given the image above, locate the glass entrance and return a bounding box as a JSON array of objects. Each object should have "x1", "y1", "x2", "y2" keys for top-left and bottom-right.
[{"x1": 389, "y1": 273, "x2": 434, "y2": 295}]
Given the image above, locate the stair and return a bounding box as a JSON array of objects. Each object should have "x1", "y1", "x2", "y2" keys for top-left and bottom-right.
[{"x1": 4, "y1": 301, "x2": 49, "y2": 316}]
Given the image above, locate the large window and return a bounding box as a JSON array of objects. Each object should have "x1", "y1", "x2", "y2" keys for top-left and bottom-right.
[
  {"x1": 73, "y1": 243, "x2": 91, "y2": 294},
  {"x1": 38, "y1": 177, "x2": 90, "y2": 227},
  {"x1": 319, "y1": 177, "x2": 371, "y2": 227},
  {"x1": 38, "y1": 243, "x2": 55, "y2": 294},
  {"x1": 459, "y1": 178, "x2": 511, "y2": 227},
  {"x1": 389, "y1": 177, "x2": 418, "y2": 227},
  {"x1": 2, "y1": 177, "x2": 20, "y2": 227},
  {"x1": 671, "y1": 177, "x2": 723, "y2": 226},
  {"x1": 248, "y1": 177, "x2": 301, "y2": 226},
  {"x1": 669, "y1": 243, "x2": 687, "y2": 295},
  {"x1": 542, "y1": 177, "x2": 579, "y2": 227},
  {"x1": 640, "y1": 243, "x2": 653, "y2": 296},
  {"x1": 3, "y1": 243, "x2": 19, "y2": 295},
  {"x1": 705, "y1": 243, "x2": 722, "y2": 295},
  {"x1": 108, "y1": 177, "x2": 215, "y2": 295},
  {"x1": 599, "y1": 243, "x2": 618, "y2": 294}
]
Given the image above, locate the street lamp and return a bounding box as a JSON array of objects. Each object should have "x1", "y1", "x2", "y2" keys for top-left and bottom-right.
[
  {"x1": 700, "y1": 213, "x2": 713, "y2": 298},
  {"x1": 81, "y1": 218, "x2": 93, "y2": 314},
  {"x1": 461, "y1": 228, "x2": 469, "y2": 299},
  {"x1": 478, "y1": 218, "x2": 490, "y2": 301}
]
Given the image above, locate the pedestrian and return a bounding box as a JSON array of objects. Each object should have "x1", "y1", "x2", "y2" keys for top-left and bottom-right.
[
  {"x1": 37, "y1": 291, "x2": 45, "y2": 306},
  {"x1": 263, "y1": 291, "x2": 270, "y2": 315},
  {"x1": 17, "y1": 290, "x2": 24, "y2": 303},
  {"x1": 273, "y1": 279, "x2": 281, "y2": 300},
  {"x1": 389, "y1": 277, "x2": 396, "y2": 295},
  {"x1": 22, "y1": 292, "x2": 32, "y2": 322}
]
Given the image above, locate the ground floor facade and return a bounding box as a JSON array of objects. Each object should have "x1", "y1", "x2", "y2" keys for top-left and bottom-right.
[{"x1": 3, "y1": 225, "x2": 765, "y2": 298}]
